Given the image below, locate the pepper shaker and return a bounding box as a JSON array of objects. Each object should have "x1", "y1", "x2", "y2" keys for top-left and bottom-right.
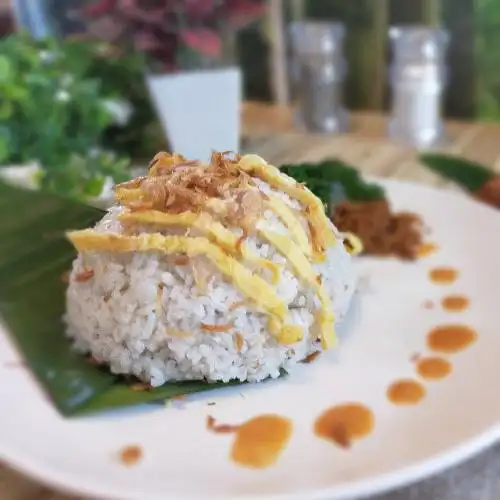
[{"x1": 289, "y1": 21, "x2": 348, "y2": 134}]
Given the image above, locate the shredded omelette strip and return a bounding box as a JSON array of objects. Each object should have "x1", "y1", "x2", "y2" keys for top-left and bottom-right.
[
  {"x1": 118, "y1": 210, "x2": 280, "y2": 285},
  {"x1": 120, "y1": 210, "x2": 335, "y2": 347},
  {"x1": 257, "y1": 225, "x2": 335, "y2": 348},
  {"x1": 238, "y1": 154, "x2": 335, "y2": 256},
  {"x1": 341, "y1": 232, "x2": 363, "y2": 256},
  {"x1": 66, "y1": 231, "x2": 300, "y2": 343},
  {"x1": 264, "y1": 194, "x2": 312, "y2": 256}
]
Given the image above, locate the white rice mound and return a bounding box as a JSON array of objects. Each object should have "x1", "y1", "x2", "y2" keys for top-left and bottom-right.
[{"x1": 65, "y1": 176, "x2": 357, "y2": 386}]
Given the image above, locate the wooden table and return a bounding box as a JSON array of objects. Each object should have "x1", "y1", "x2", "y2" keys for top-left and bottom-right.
[
  {"x1": 241, "y1": 102, "x2": 500, "y2": 185},
  {"x1": 3, "y1": 104, "x2": 500, "y2": 500}
]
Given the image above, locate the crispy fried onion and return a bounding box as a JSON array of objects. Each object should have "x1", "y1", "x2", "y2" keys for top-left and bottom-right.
[
  {"x1": 200, "y1": 322, "x2": 233, "y2": 333},
  {"x1": 66, "y1": 231, "x2": 300, "y2": 344},
  {"x1": 115, "y1": 151, "x2": 256, "y2": 216}
]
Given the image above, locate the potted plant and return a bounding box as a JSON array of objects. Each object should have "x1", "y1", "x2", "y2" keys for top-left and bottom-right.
[
  {"x1": 76, "y1": 0, "x2": 267, "y2": 161},
  {"x1": 0, "y1": 32, "x2": 133, "y2": 205}
]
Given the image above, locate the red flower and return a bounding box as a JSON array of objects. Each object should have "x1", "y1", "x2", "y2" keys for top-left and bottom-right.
[
  {"x1": 181, "y1": 29, "x2": 221, "y2": 58},
  {"x1": 74, "y1": 0, "x2": 266, "y2": 70}
]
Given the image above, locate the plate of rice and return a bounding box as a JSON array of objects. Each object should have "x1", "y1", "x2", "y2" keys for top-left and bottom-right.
[{"x1": 1, "y1": 152, "x2": 500, "y2": 500}]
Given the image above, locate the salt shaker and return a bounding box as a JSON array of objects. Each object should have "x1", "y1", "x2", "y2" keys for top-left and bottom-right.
[
  {"x1": 388, "y1": 26, "x2": 449, "y2": 149},
  {"x1": 289, "y1": 21, "x2": 348, "y2": 134}
]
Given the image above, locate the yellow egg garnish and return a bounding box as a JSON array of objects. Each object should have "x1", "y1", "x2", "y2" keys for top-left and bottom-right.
[{"x1": 67, "y1": 151, "x2": 359, "y2": 350}]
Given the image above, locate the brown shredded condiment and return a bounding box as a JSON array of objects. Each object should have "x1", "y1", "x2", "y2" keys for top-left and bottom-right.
[
  {"x1": 74, "y1": 269, "x2": 95, "y2": 283},
  {"x1": 173, "y1": 255, "x2": 189, "y2": 266},
  {"x1": 200, "y1": 322, "x2": 233, "y2": 333},
  {"x1": 332, "y1": 199, "x2": 424, "y2": 260},
  {"x1": 234, "y1": 332, "x2": 245, "y2": 352},
  {"x1": 206, "y1": 415, "x2": 239, "y2": 434},
  {"x1": 475, "y1": 176, "x2": 500, "y2": 208},
  {"x1": 302, "y1": 351, "x2": 321, "y2": 364}
]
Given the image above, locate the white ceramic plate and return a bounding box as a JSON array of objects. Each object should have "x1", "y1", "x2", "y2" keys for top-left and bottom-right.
[{"x1": 1, "y1": 179, "x2": 500, "y2": 500}]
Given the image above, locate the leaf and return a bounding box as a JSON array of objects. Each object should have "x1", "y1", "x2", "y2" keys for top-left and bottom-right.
[
  {"x1": 0, "y1": 101, "x2": 13, "y2": 120},
  {"x1": 419, "y1": 154, "x2": 495, "y2": 192},
  {"x1": 0, "y1": 181, "x2": 243, "y2": 417},
  {"x1": 81, "y1": 378, "x2": 240, "y2": 414},
  {"x1": 0, "y1": 132, "x2": 10, "y2": 163},
  {"x1": 280, "y1": 159, "x2": 386, "y2": 204},
  {"x1": 83, "y1": 176, "x2": 105, "y2": 197},
  {"x1": 0, "y1": 55, "x2": 11, "y2": 83}
]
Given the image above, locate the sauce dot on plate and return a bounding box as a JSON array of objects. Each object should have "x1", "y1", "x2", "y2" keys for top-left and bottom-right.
[
  {"x1": 314, "y1": 403, "x2": 374, "y2": 448},
  {"x1": 416, "y1": 357, "x2": 452, "y2": 380},
  {"x1": 119, "y1": 445, "x2": 142, "y2": 466},
  {"x1": 387, "y1": 379, "x2": 426, "y2": 405},
  {"x1": 441, "y1": 295, "x2": 470, "y2": 312},
  {"x1": 427, "y1": 324, "x2": 477, "y2": 354},
  {"x1": 429, "y1": 267, "x2": 458, "y2": 285},
  {"x1": 417, "y1": 242, "x2": 439, "y2": 258},
  {"x1": 231, "y1": 415, "x2": 292, "y2": 469}
]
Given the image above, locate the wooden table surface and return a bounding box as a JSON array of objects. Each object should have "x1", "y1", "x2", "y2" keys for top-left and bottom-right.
[{"x1": 3, "y1": 103, "x2": 500, "y2": 500}]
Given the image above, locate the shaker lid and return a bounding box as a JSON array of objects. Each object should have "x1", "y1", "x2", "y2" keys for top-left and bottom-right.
[
  {"x1": 290, "y1": 21, "x2": 346, "y2": 56},
  {"x1": 389, "y1": 25, "x2": 449, "y2": 63}
]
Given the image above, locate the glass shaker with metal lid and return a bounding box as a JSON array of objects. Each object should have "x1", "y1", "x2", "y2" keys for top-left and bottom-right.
[
  {"x1": 388, "y1": 26, "x2": 449, "y2": 149},
  {"x1": 289, "y1": 21, "x2": 348, "y2": 134}
]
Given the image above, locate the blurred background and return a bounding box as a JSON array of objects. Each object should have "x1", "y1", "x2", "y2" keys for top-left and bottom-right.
[{"x1": 0, "y1": 0, "x2": 497, "y2": 201}]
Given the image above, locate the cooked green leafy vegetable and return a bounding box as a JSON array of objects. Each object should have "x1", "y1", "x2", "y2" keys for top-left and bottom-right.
[
  {"x1": 280, "y1": 158, "x2": 386, "y2": 203},
  {"x1": 419, "y1": 154, "x2": 495, "y2": 192},
  {"x1": 0, "y1": 181, "x2": 241, "y2": 416}
]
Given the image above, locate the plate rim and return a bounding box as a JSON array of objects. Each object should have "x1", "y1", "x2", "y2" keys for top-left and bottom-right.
[{"x1": 1, "y1": 176, "x2": 499, "y2": 500}]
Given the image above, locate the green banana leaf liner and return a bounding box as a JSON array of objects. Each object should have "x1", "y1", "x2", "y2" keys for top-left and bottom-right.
[{"x1": 0, "y1": 181, "x2": 243, "y2": 417}]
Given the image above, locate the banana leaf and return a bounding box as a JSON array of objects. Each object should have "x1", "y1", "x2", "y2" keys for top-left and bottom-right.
[
  {"x1": 0, "y1": 181, "x2": 241, "y2": 417},
  {"x1": 419, "y1": 154, "x2": 495, "y2": 192}
]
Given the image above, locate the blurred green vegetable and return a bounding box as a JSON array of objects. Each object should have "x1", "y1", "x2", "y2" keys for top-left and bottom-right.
[
  {"x1": 0, "y1": 32, "x2": 159, "y2": 201},
  {"x1": 419, "y1": 153, "x2": 495, "y2": 192},
  {"x1": 280, "y1": 159, "x2": 386, "y2": 204}
]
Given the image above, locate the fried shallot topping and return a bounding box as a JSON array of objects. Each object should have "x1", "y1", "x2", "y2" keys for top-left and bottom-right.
[{"x1": 115, "y1": 151, "x2": 259, "y2": 222}]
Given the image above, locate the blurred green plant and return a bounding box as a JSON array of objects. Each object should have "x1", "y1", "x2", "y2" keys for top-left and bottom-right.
[
  {"x1": 475, "y1": 0, "x2": 500, "y2": 120},
  {"x1": 0, "y1": 32, "x2": 158, "y2": 201},
  {"x1": 82, "y1": 41, "x2": 163, "y2": 159}
]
